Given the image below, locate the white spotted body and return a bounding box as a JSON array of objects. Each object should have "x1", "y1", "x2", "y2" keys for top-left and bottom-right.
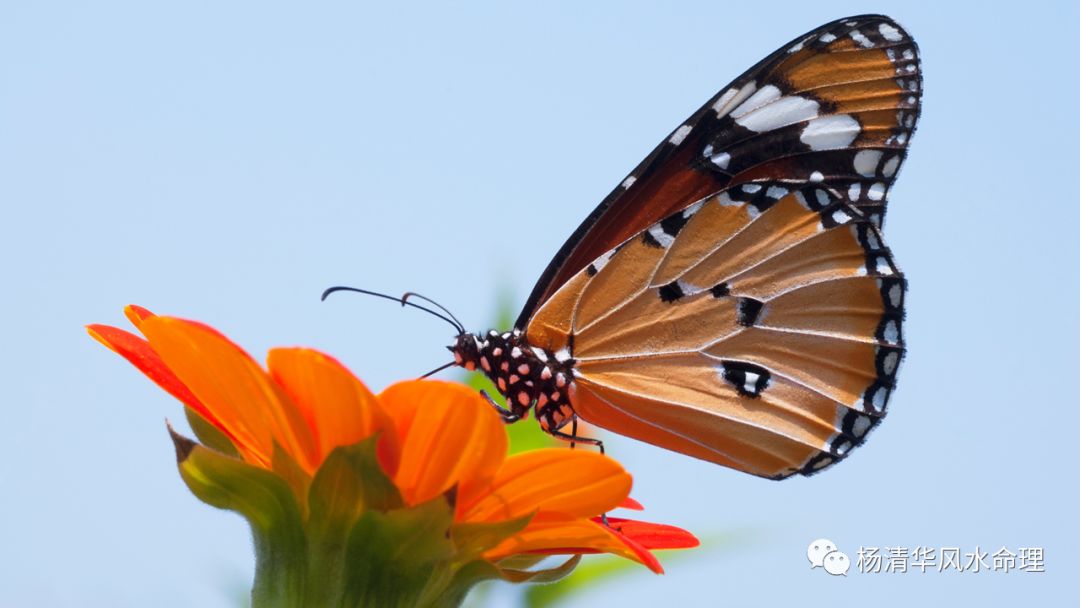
[{"x1": 450, "y1": 329, "x2": 579, "y2": 432}]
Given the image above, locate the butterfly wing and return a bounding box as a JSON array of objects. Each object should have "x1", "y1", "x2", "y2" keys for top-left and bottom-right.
[
  {"x1": 517, "y1": 14, "x2": 921, "y2": 329},
  {"x1": 526, "y1": 183, "x2": 904, "y2": 478}
]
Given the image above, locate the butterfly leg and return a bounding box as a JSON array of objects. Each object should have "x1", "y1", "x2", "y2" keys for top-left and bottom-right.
[
  {"x1": 548, "y1": 426, "x2": 605, "y2": 455},
  {"x1": 479, "y1": 389, "x2": 521, "y2": 423}
]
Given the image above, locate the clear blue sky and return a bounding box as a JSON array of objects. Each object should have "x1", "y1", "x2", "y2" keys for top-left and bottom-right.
[{"x1": 2, "y1": 1, "x2": 1077, "y2": 605}]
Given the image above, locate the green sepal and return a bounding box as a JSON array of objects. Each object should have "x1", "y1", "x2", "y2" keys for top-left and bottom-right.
[
  {"x1": 496, "y1": 555, "x2": 582, "y2": 584},
  {"x1": 184, "y1": 407, "x2": 240, "y2": 458},
  {"x1": 450, "y1": 513, "x2": 534, "y2": 562},
  {"x1": 271, "y1": 442, "x2": 312, "y2": 518},
  {"x1": 495, "y1": 553, "x2": 550, "y2": 571},
  {"x1": 167, "y1": 425, "x2": 307, "y2": 608},
  {"x1": 297, "y1": 436, "x2": 406, "y2": 606},
  {"x1": 342, "y1": 496, "x2": 457, "y2": 607},
  {"x1": 308, "y1": 434, "x2": 403, "y2": 528}
]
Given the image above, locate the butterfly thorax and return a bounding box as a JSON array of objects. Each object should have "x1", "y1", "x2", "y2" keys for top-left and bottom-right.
[{"x1": 449, "y1": 329, "x2": 577, "y2": 432}]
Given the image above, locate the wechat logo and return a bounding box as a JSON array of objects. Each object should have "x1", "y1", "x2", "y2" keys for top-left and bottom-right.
[{"x1": 807, "y1": 538, "x2": 850, "y2": 576}]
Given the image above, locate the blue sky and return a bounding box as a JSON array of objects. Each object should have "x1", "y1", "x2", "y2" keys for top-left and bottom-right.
[{"x1": 2, "y1": 1, "x2": 1077, "y2": 605}]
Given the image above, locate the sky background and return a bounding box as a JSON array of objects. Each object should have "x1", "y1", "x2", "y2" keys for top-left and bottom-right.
[{"x1": 2, "y1": 1, "x2": 1078, "y2": 606}]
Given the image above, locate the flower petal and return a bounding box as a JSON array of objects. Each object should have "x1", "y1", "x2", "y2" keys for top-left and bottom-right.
[
  {"x1": 593, "y1": 517, "x2": 700, "y2": 550},
  {"x1": 267, "y1": 348, "x2": 398, "y2": 469},
  {"x1": 124, "y1": 304, "x2": 156, "y2": 327},
  {"x1": 137, "y1": 316, "x2": 318, "y2": 471},
  {"x1": 379, "y1": 380, "x2": 507, "y2": 506},
  {"x1": 87, "y1": 323, "x2": 207, "y2": 415},
  {"x1": 461, "y1": 449, "x2": 630, "y2": 523},
  {"x1": 484, "y1": 516, "x2": 662, "y2": 573}
]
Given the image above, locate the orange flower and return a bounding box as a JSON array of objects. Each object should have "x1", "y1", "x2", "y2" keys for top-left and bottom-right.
[{"x1": 89, "y1": 306, "x2": 697, "y2": 602}]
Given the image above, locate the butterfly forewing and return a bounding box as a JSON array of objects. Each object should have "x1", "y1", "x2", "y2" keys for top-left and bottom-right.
[{"x1": 517, "y1": 14, "x2": 921, "y2": 328}]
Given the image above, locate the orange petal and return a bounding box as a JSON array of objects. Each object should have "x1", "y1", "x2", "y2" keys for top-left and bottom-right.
[
  {"x1": 596, "y1": 517, "x2": 699, "y2": 550},
  {"x1": 87, "y1": 324, "x2": 212, "y2": 422},
  {"x1": 484, "y1": 516, "x2": 662, "y2": 573},
  {"x1": 137, "y1": 316, "x2": 319, "y2": 471},
  {"x1": 267, "y1": 348, "x2": 399, "y2": 469},
  {"x1": 461, "y1": 449, "x2": 630, "y2": 523},
  {"x1": 619, "y1": 496, "x2": 645, "y2": 511},
  {"x1": 124, "y1": 304, "x2": 156, "y2": 328},
  {"x1": 379, "y1": 380, "x2": 507, "y2": 506}
]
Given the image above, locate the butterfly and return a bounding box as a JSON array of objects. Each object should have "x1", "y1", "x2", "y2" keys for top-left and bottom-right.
[{"x1": 331, "y1": 14, "x2": 920, "y2": 479}]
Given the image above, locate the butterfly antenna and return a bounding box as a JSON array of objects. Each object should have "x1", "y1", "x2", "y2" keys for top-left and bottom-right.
[
  {"x1": 401, "y1": 292, "x2": 465, "y2": 335},
  {"x1": 321, "y1": 286, "x2": 466, "y2": 334},
  {"x1": 418, "y1": 361, "x2": 456, "y2": 379}
]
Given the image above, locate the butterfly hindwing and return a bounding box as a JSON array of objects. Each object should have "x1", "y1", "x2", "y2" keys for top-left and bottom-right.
[
  {"x1": 527, "y1": 182, "x2": 905, "y2": 478},
  {"x1": 517, "y1": 14, "x2": 921, "y2": 328}
]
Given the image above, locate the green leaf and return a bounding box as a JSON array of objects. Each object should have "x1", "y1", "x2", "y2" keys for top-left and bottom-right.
[
  {"x1": 184, "y1": 407, "x2": 240, "y2": 458},
  {"x1": 167, "y1": 426, "x2": 307, "y2": 608},
  {"x1": 342, "y1": 497, "x2": 458, "y2": 607}
]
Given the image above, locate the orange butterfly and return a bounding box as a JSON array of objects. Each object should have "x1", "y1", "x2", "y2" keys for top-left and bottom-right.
[{"x1": 333, "y1": 14, "x2": 919, "y2": 479}]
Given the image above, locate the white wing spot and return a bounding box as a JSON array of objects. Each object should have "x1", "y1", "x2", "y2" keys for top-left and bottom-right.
[
  {"x1": 888, "y1": 283, "x2": 902, "y2": 307},
  {"x1": 882, "y1": 155, "x2": 900, "y2": 178},
  {"x1": 669, "y1": 124, "x2": 693, "y2": 145},
  {"x1": 853, "y1": 149, "x2": 882, "y2": 177},
  {"x1": 815, "y1": 189, "x2": 830, "y2": 207},
  {"x1": 766, "y1": 185, "x2": 789, "y2": 199},
  {"x1": 621, "y1": 175, "x2": 637, "y2": 189},
  {"x1": 810, "y1": 170, "x2": 824, "y2": 182},
  {"x1": 865, "y1": 229, "x2": 881, "y2": 250},
  {"x1": 879, "y1": 23, "x2": 903, "y2": 42},
  {"x1": 648, "y1": 224, "x2": 675, "y2": 248},
  {"x1": 729, "y1": 84, "x2": 781, "y2": 120},
  {"x1": 852, "y1": 415, "x2": 872, "y2": 438},
  {"x1": 734, "y1": 94, "x2": 820, "y2": 133},
  {"x1": 819, "y1": 33, "x2": 837, "y2": 43},
  {"x1": 684, "y1": 199, "x2": 705, "y2": 216},
  {"x1": 883, "y1": 319, "x2": 899, "y2": 343},
  {"x1": 712, "y1": 82, "x2": 757, "y2": 117},
  {"x1": 592, "y1": 250, "x2": 614, "y2": 273},
  {"x1": 882, "y1": 351, "x2": 899, "y2": 375},
  {"x1": 800, "y1": 114, "x2": 860, "y2": 151},
  {"x1": 848, "y1": 182, "x2": 862, "y2": 200},
  {"x1": 710, "y1": 151, "x2": 731, "y2": 170},
  {"x1": 850, "y1": 29, "x2": 874, "y2": 48},
  {"x1": 867, "y1": 182, "x2": 886, "y2": 201}
]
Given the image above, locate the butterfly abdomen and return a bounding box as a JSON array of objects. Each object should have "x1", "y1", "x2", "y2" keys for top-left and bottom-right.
[{"x1": 451, "y1": 329, "x2": 578, "y2": 431}]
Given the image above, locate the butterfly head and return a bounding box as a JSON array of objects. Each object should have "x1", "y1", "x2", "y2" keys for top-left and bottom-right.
[{"x1": 448, "y1": 332, "x2": 484, "y2": 371}]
